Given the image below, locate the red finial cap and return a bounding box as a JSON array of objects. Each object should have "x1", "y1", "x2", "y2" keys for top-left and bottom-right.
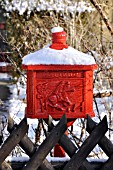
[{"x1": 50, "y1": 27, "x2": 68, "y2": 50}]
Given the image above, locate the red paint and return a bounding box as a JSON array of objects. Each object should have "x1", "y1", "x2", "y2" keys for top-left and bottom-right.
[
  {"x1": 0, "y1": 23, "x2": 5, "y2": 30},
  {"x1": 54, "y1": 130, "x2": 71, "y2": 157},
  {"x1": 54, "y1": 144, "x2": 65, "y2": 157},
  {"x1": 50, "y1": 31, "x2": 68, "y2": 50},
  {"x1": 22, "y1": 64, "x2": 98, "y2": 119}
]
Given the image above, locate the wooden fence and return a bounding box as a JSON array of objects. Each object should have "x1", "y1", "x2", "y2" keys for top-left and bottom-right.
[{"x1": 0, "y1": 114, "x2": 113, "y2": 170}]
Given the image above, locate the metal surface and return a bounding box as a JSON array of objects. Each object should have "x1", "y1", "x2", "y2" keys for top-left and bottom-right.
[{"x1": 23, "y1": 65, "x2": 97, "y2": 119}]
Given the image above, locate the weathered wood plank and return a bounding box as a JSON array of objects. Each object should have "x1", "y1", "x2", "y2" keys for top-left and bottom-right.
[
  {"x1": 59, "y1": 133, "x2": 77, "y2": 156},
  {"x1": 7, "y1": 116, "x2": 55, "y2": 170},
  {"x1": 0, "y1": 118, "x2": 28, "y2": 165},
  {"x1": 22, "y1": 114, "x2": 67, "y2": 170},
  {"x1": 49, "y1": 117, "x2": 95, "y2": 170},
  {"x1": 86, "y1": 115, "x2": 113, "y2": 156},
  {"x1": 48, "y1": 117, "x2": 77, "y2": 157},
  {"x1": 63, "y1": 116, "x2": 108, "y2": 170},
  {"x1": 2, "y1": 160, "x2": 107, "y2": 170},
  {"x1": 44, "y1": 160, "x2": 106, "y2": 170},
  {"x1": 100, "y1": 154, "x2": 113, "y2": 170},
  {"x1": 0, "y1": 161, "x2": 13, "y2": 170},
  {"x1": 87, "y1": 116, "x2": 113, "y2": 170},
  {"x1": 8, "y1": 116, "x2": 36, "y2": 157}
]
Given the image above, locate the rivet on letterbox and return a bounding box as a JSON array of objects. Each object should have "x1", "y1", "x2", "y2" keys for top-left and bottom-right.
[{"x1": 22, "y1": 26, "x2": 98, "y2": 121}]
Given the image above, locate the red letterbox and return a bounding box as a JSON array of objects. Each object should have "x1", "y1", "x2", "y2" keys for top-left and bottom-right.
[{"x1": 22, "y1": 27, "x2": 98, "y2": 120}]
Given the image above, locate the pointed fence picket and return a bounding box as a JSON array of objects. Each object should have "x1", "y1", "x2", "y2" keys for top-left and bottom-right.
[{"x1": 0, "y1": 114, "x2": 113, "y2": 170}]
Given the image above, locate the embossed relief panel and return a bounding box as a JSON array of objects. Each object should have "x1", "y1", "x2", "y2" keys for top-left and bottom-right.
[{"x1": 35, "y1": 71, "x2": 84, "y2": 119}]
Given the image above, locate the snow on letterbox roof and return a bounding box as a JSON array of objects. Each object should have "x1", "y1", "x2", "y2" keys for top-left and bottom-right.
[
  {"x1": 22, "y1": 27, "x2": 96, "y2": 65},
  {"x1": 22, "y1": 46, "x2": 96, "y2": 65}
]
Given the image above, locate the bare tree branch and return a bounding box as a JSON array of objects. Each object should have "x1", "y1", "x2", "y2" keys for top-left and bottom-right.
[{"x1": 90, "y1": 0, "x2": 113, "y2": 36}]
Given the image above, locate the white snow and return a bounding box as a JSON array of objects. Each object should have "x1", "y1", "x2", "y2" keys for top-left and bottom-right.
[
  {"x1": 6, "y1": 155, "x2": 29, "y2": 162},
  {"x1": 0, "y1": 62, "x2": 8, "y2": 66},
  {"x1": 47, "y1": 156, "x2": 70, "y2": 162},
  {"x1": 3, "y1": 0, "x2": 95, "y2": 16},
  {"x1": 0, "y1": 73, "x2": 12, "y2": 80},
  {"x1": 22, "y1": 46, "x2": 96, "y2": 65},
  {"x1": 51, "y1": 26, "x2": 64, "y2": 33}
]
